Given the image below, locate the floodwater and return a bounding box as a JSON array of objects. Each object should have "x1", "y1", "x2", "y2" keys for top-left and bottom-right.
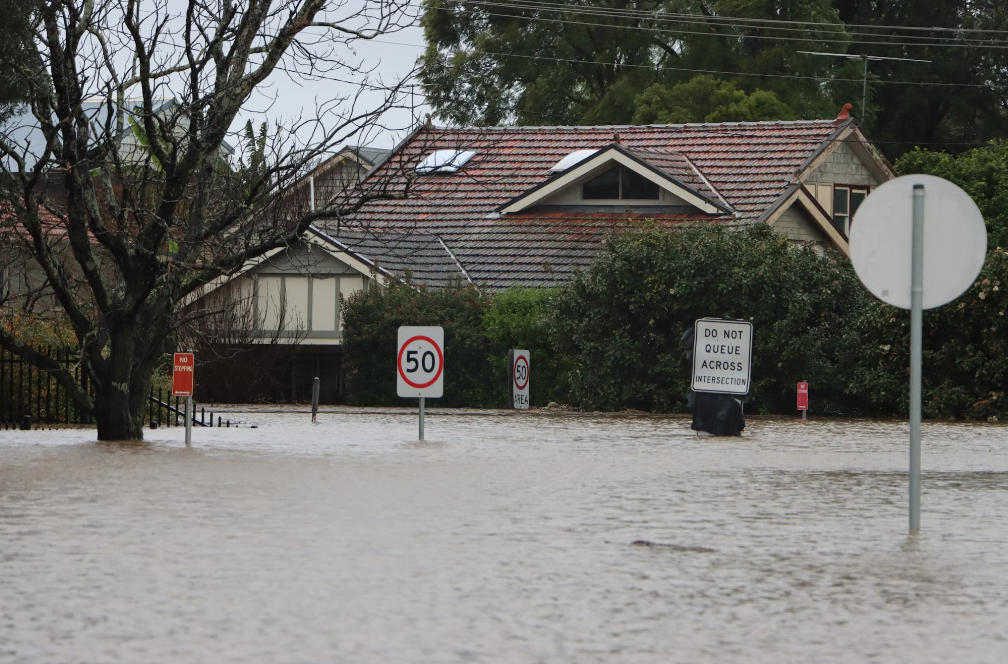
[{"x1": 1, "y1": 411, "x2": 1006, "y2": 663}]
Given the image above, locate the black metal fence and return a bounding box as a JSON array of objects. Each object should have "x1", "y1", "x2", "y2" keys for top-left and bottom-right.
[
  {"x1": 1, "y1": 345, "x2": 94, "y2": 427},
  {"x1": 0, "y1": 347, "x2": 226, "y2": 429}
]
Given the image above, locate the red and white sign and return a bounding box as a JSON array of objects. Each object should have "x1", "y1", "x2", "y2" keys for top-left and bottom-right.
[
  {"x1": 172, "y1": 352, "x2": 194, "y2": 397},
  {"x1": 397, "y1": 326, "x2": 444, "y2": 398},
  {"x1": 509, "y1": 349, "x2": 530, "y2": 410},
  {"x1": 797, "y1": 382, "x2": 809, "y2": 411}
]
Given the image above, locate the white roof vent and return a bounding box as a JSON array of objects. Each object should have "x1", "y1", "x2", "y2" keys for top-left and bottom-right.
[
  {"x1": 550, "y1": 149, "x2": 598, "y2": 173},
  {"x1": 416, "y1": 149, "x2": 476, "y2": 174}
]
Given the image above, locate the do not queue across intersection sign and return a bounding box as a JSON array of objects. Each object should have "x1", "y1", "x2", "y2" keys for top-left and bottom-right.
[
  {"x1": 691, "y1": 318, "x2": 753, "y2": 395},
  {"x1": 397, "y1": 326, "x2": 445, "y2": 398}
]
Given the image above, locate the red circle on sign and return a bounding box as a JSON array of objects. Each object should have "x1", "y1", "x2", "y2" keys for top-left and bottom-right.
[
  {"x1": 513, "y1": 355, "x2": 529, "y2": 390},
  {"x1": 397, "y1": 336, "x2": 444, "y2": 389}
]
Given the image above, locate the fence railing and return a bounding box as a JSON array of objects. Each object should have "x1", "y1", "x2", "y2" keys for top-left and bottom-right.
[
  {"x1": 1, "y1": 345, "x2": 94, "y2": 427},
  {"x1": 0, "y1": 346, "x2": 229, "y2": 430}
]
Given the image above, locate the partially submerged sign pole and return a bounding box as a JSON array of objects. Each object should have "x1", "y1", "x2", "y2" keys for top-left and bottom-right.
[
  {"x1": 508, "y1": 349, "x2": 530, "y2": 411},
  {"x1": 311, "y1": 377, "x2": 320, "y2": 423},
  {"x1": 172, "y1": 352, "x2": 194, "y2": 447},
  {"x1": 850, "y1": 174, "x2": 986, "y2": 533},
  {"x1": 909, "y1": 187, "x2": 924, "y2": 532},
  {"x1": 397, "y1": 326, "x2": 445, "y2": 441}
]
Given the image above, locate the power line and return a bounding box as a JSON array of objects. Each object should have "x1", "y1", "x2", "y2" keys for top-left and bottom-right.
[
  {"x1": 455, "y1": 0, "x2": 1008, "y2": 38},
  {"x1": 438, "y1": 2, "x2": 1008, "y2": 50},
  {"x1": 382, "y1": 39, "x2": 1005, "y2": 90}
]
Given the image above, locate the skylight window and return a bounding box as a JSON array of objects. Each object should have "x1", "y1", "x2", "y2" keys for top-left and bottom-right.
[
  {"x1": 550, "y1": 149, "x2": 598, "y2": 173},
  {"x1": 415, "y1": 149, "x2": 476, "y2": 174}
]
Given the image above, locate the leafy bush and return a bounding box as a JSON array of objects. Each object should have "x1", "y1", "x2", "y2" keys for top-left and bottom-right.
[
  {"x1": 342, "y1": 279, "x2": 495, "y2": 407},
  {"x1": 482, "y1": 287, "x2": 569, "y2": 407},
  {"x1": 896, "y1": 142, "x2": 1008, "y2": 250},
  {"x1": 846, "y1": 247, "x2": 1008, "y2": 419},
  {"x1": 342, "y1": 226, "x2": 1008, "y2": 419},
  {"x1": 551, "y1": 224, "x2": 868, "y2": 414}
]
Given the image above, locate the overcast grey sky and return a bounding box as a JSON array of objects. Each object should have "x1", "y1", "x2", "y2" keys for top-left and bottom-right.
[{"x1": 234, "y1": 12, "x2": 430, "y2": 154}]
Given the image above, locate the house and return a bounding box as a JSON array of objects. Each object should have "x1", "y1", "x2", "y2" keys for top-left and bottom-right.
[{"x1": 191, "y1": 106, "x2": 893, "y2": 402}]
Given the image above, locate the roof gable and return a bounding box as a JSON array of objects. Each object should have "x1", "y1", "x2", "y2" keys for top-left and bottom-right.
[{"x1": 497, "y1": 144, "x2": 731, "y2": 215}]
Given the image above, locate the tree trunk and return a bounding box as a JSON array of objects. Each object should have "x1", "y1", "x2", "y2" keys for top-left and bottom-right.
[
  {"x1": 94, "y1": 385, "x2": 145, "y2": 440},
  {"x1": 93, "y1": 327, "x2": 150, "y2": 441}
]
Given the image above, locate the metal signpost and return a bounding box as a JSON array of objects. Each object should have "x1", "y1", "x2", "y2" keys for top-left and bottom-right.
[
  {"x1": 172, "y1": 352, "x2": 195, "y2": 447},
  {"x1": 797, "y1": 382, "x2": 809, "y2": 420},
  {"x1": 311, "y1": 377, "x2": 320, "y2": 423},
  {"x1": 508, "y1": 349, "x2": 530, "y2": 411},
  {"x1": 691, "y1": 319, "x2": 753, "y2": 396},
  {"x1": 397, "y1": 326, "x2": 445, "y2": 441},
  {"x1": 850, "y1": 174, "x2": 987, "y2": 533}
]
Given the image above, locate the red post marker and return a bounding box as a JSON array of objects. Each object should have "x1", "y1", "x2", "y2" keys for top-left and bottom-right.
[
  {"x1": 172, "y1": 352, "x2": 195, "y2": 397},
  {"x1": 797, "y1": 381, "x2": 808, "y2": 420}
]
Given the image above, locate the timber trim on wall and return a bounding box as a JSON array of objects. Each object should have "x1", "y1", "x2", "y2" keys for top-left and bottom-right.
[{"x1": 765, "y1": 185, "x2": 851, "y2": 258}]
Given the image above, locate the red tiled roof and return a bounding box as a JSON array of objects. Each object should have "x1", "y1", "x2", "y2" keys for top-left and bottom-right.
[{"x1": 316, "y1": 121, "x2": 846, "y2": 288}]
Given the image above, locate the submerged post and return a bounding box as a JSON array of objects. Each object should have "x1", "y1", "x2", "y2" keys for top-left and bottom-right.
[
  {"x1": 419, "y1": 396, "x2": 425, "y2": 441},
  {"x1": 909, "y1": 184, "x2": 924, "y2": 533},
  {"x1": 311, "y1": 377, "x2": 320, "y2": 422},
  {"x1": 184, "y1": 396, "x2": 192, "y2": 447}
]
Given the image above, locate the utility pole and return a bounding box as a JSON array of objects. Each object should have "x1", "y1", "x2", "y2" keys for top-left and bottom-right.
[{"x1": 798, "y1": 52, "x2": 931, "y2": 122}]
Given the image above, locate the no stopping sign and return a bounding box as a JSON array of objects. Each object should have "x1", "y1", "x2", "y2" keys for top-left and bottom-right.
[{"x1": 397, "y1": 326, "x2": 444, "y2": 398}]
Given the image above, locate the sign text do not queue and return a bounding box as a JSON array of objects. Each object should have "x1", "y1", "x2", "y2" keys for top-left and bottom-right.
[{"x1": 691, "y1": 319, "x2": 753, "y2": 395}]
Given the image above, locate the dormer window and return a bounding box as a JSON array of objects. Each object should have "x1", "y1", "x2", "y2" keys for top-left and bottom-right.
[{"x1": 582, "y1": 165, "x2": 659, "y2": 200}]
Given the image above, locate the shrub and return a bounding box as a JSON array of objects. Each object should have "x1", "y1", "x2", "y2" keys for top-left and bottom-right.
[
  {"x1": 342, "y1": 279, "x2": 494, "y2": 407},
  {"x1": 341, "y1": 226, "x2": 1008, "y2": 420},
  {"x1": 551, "y1": 224, "x2": 869, "y2": 414},
  {"x1": 483, "y1": 287, "x2": 570, "y2": 407}
]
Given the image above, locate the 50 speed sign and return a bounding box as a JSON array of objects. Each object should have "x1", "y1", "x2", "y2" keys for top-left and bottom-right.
[
  {"x1": 508, "y1": 349, "x2": 530, "y2": 410},
  {"x1": 397, "y1": 326, "x2": 444, "y2": 398}
]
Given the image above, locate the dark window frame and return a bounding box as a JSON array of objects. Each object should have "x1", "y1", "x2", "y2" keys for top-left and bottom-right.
[
  {"x1": 582, "y1": 165, "x2": 661, "y2": 201},
  {"x1": 833, "y1": 184, "x2": 870, "y2": 237}
]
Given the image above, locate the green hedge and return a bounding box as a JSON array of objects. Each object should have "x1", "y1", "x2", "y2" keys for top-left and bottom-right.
[{"x1": 342, "y1": 226, "x2": 1008, "y2": 419}]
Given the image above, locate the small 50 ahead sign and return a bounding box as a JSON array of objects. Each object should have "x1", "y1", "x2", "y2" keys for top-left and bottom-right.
[
  {"x1": 691, "y1": 318, "x2": 753, "y2": 395},
  {"x1": 508, "y1": 349, "x2": 530, "y2": 410}
]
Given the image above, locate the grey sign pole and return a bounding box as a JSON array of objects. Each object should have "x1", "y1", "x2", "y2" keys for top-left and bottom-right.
[
  {"x1": 311, "y1": 377, "x2": 320, "y2": 422},
  {"x1": 909, "y1": 185, "x2": 924, "y2": 532},
  {"x1": 184, "y1": 396, "x2": 192, "y2": 447},
  {"x1": 418, "y1": 396, "x2": 425, "y2": 441}
]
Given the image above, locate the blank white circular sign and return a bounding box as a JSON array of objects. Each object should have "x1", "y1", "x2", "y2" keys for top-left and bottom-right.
[{"x1": 849, "y1": 174, "x2": 987, "y2": 310}]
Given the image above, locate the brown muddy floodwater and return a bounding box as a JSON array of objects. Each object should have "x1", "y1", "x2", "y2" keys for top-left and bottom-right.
[{"x1": 1, "y1": 411, "x2": 1007, "y2": 663}]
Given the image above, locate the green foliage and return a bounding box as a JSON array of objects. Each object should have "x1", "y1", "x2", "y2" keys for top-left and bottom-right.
[
  {"x1": 342, "y1": 228, "x2": 1008, "y2": 419},
  {"x1": 845, "y1": 248, "x2": 1008, "y2": 420},
  {"x1": 342, "y1": 279, "x2": 495, "y2": 407},
  {"x1": 419, "y1": 0, "x2": 842, "y2": 127},
  {"x1": 420, "y1": 0, "x2": 1008, "y2": 159},
  {"x1": 0, "y1": 0, "x2": 36, "y2": 123},
  {"x1": 238, "y1": 120, "x2": 272, "y2": 204},
  {"x1": 895, "y1": 142, "x2": 1008, "y2": 250},
  {"x1": 482, "y1": 287, "x2": 570, "y2": 406},
  {"x1": 834, "y1": 0, "x2": 1008, "y2": 159},
  {"x1": 551, "y1": 225, "x2": 866, "y2": 414},
  {"x1": 633, "y1": 76, "x2": 797, "y2": 124}
]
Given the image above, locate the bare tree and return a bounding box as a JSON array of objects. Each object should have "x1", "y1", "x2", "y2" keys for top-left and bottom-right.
[{"x1": 0, "y1": 0, "x2": 415, "y2": 439}]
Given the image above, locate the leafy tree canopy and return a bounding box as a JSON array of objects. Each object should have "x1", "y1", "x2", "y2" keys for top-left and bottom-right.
[
  {"x1": 0, "y1": 0, "x2": 36, "y2": 123},
  {"x1": 632, "y1": 76, "x2": 797, "y2": 123},
  {"x1": 895, "y1": 142, "x2": 1008, "y2": 250},
  {"x1": 420, "y1": 0, "x2": 1008, "y2": 159}
]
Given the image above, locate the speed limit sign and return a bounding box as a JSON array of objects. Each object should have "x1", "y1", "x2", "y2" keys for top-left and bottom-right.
[
  {"x1": 397, "y1": 326, "x2": 444, "y2": 398},
  {"x1": 508, "y1": 349, "x2": 530, "y2": 410}
]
